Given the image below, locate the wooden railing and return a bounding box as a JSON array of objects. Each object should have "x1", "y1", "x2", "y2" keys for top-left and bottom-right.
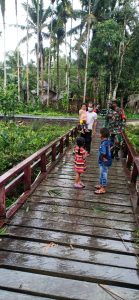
[
  {"x1": 0, "y1": 126, "x2": 79, "y2": 224},
  {"x1": 122, "y1": 131, "x2": 139, "y2": 206}
]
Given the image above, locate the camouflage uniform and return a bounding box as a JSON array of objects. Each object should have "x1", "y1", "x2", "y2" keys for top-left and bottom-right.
[{"x1": 105, "y1": 107, "x2": 126, "y2": 158}]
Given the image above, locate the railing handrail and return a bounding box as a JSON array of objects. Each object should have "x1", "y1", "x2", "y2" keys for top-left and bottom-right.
[
  {"x1": 122, "y1": 131, "x2": 139, "y2": 174},
  {"x1": 0, "y1": 127, "x2": 75, "y2": 186},
  {"x1": 0, "y1": 126, "x2": 79, "y2": 223},
  {"x1": 122, "y1": 130, "x2": 139, "y2": 207}
]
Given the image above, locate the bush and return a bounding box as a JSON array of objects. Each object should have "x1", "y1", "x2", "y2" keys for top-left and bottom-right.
[{"x1": 0, "y1": 121, "x2": 71, "y2": 175}]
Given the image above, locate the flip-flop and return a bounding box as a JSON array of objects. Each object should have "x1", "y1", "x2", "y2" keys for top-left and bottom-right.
[
  {"x1": 94, "y1": 189, "x2": 106, "y2": 194},
  {"x1": 95, "y1": 185, "x2": 101, "y2": 189}
]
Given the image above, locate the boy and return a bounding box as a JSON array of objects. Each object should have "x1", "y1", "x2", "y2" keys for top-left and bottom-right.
[{"x1": 95, "y1": 128, "x2": 112, "y2": 194}]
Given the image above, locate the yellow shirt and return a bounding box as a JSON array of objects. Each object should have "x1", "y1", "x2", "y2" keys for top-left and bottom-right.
[{"x1": 79, "y1": 109, "x2": 87, "y2": 121}]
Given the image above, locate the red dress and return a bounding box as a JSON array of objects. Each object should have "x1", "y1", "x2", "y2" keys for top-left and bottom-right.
[{"x1": 74, "y1": 146, "x2": 87, "y2": 173}]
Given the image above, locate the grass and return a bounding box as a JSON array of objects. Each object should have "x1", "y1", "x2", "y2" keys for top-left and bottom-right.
[{"x1": 125, "y1": 110, "x2": 139, "y2": 120}]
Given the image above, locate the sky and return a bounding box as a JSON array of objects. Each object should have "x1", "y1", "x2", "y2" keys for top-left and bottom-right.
[{"x1": 0, "y1": 0, "x2": 81, "y2": 64}]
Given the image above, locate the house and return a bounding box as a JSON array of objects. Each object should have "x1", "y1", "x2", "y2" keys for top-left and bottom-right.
[
  {"x1": 31, "y1": 81, "x2": 58, "y2": 105},
  {"x1": 128, "y1": 94, "x2": 139, "y2": 113}
]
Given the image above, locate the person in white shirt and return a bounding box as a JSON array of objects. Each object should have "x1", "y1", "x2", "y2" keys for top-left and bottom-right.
[{"x1": 81, "y1": 102, "x2": 97, "y2": 155}]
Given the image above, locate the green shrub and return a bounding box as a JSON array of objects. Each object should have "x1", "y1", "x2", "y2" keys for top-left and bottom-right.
[{"x1": 0, "y1": 121, "x2": 71, "y2": 175}]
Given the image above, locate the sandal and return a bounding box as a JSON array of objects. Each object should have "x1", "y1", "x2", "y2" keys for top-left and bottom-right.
[
  {"x1": 74, "y1": 183, "x2": 83, "y2": 189},
  {"x1": 80, "y1": 181, "x2": 85, "y2": 188},
  {"x1": 95, "y1": 185, "x2": 101, "y2": 189},
  {"x1": 94, "y1": 188, "x2": 106, "y2": 194}
]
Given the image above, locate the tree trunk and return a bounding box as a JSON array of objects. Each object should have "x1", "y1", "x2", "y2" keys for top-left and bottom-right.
[
  {"x1": 37, "y1": 0, "x2": 40, "y2": 97},
  {"x1": 15, "y1": 0, "x2": 20, "y2": 101},
  {"x1": 83, "y1": 0, "x2": 91, "y2": 103},
  {"x1": 65, "y1": 23, "x2": 68, "y2": 97},
  {"x1": 57, "y1": 41, "x2": 60, "y2": 99},
  {"x1": 108, "y1": 70, "x2": 112, "y2": 100},
  {"x1": 112, "y1": 20, "x2": 126, "y2": 100},
  {"x1": 68, "y1": 0, "x2": 73, "y2": 100},
  {"x1": 26, "y1": 0, "x2": 29, "y2": 102},
  {"x1": 3, "y1": 20, "x2": 6, "y2": 90},
  {"x1": 47, "y1": 5, "x2": 53, "y2": 107}
]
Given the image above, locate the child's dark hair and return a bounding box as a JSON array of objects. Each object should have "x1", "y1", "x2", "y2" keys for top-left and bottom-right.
[
  {"x1": 100, "y1": 128, "x2": 109, "y2": 138},
  {"x1": 76, "y1": 137, "x2": 85, "y2": 154}
]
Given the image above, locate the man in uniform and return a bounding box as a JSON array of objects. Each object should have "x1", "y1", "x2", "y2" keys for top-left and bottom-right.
[{"x1": 105, "y1": 101, "x2": 126, "y2": 159}]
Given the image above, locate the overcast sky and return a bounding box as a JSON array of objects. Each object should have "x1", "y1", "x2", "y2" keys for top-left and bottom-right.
[{"x1": 0, "y1": 0, "x2": 81, "y2": 64}]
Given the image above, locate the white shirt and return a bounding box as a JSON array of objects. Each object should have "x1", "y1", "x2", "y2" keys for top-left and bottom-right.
[{"x1": 86, "y1": 111, "x2": 97, "y2": 130}]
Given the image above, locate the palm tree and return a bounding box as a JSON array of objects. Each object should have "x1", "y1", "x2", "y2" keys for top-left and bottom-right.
[
  {"x1": 17, "y1": 0, "x2": 50, "y2": 96},
  {"x1": 0, "y1": 0, "x2": 6, "y2": 89}
]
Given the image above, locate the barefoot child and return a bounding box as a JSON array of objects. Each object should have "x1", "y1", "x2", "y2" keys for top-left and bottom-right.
[
  {"x1": 74, "y1": 137, "x2": 87, "y2": 189},
  {"x1": 95, "y1": 128, "x2": 112, "y2": 194}
]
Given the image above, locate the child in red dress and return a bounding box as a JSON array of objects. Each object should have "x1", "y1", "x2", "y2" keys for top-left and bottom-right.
[{"x1": 74, "y1": 137, "x2": 87, "y2": 189}]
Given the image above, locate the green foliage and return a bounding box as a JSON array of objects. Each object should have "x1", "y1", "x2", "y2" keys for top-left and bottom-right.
[
  {"x1": 125, "y1": 110, "x2": 139, "y2": 120},
  {"x1": 0, "y1": 84, "x2": 18, "y2": 119},
  {"x1": 0, "y1": 121, "x2": 71, "y2": 174},
  {"x1": 126, "y1": 125, "x2": 139, "y2": 153},
  {"x1": 60, "y1": 92, "x2": 69, "y2": 111}
]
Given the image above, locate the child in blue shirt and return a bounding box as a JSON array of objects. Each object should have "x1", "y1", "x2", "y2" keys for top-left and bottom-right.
[{"x1": 95, "y1": 128, "x2": 112, "y2": 194}]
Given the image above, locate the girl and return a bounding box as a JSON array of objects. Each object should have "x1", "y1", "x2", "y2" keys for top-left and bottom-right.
[{"x1": 74, "y1": 137, "x2": 87, "y2": 189}]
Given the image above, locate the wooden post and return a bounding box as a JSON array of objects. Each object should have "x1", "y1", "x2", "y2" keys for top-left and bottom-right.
[
  {"x1": 126, "y1": 151, "x2": 133, "y2": 169},
  {"x1": 0, "y1": 186, "x2": 6, "y2": 218},
  {"x1": 60, "y1": 138, "x2": 64, "y2": 155},
  {"x1": 24, "y1": 165, "x2": 31, "y2": 191},
  {"x1": 40, "y1": 153, "x2": 46, "y2": 173},
  {"x1": 65, "y1": 133, "x2": 69, "y2": 147},
  {"x1": 131, "y1": 162, "x2": 138, "y2": 184},
  {"x1": 52, "y1": 144, "x2": 56, "y2": 161}
]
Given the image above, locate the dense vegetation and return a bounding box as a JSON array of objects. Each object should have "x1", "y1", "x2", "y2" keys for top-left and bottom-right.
[
  {"x1": 0, "y1": 121, "x2": 71, "y2": 175},
  {"x1": 0, "y1": 0, "x2": 139, "y2": 111},
  {"x1": 126, "y1": 125, "x2": 139, "y2": 152}
]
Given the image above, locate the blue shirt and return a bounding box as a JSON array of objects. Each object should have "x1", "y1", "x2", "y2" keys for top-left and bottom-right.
[{"x1": 98, "y1": 139, "x2": 112, "y2": 167}]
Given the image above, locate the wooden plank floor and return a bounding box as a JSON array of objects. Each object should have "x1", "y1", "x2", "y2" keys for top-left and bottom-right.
[{"x1": 0, "y1": 136, "x2": 139, "y2": 299}]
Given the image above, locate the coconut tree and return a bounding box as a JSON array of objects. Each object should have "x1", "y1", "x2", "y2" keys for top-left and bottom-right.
[
  {"x1": 16, "y1": 0, "x2": 50, "y2": 97},
  {"x1": 0, "y1": 0, "x2": 6, "y2": 89}
]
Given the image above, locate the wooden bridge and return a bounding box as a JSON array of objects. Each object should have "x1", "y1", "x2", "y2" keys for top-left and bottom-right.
[{"x1": 0, "y1": 124, "x2": 139, "y2": 300}]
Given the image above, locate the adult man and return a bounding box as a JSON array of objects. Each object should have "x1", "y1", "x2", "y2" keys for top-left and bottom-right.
[
  {"x1": 81, "y1": 102, "x2": 97, "y2": 155},
  {"x1": 105, "y1": 101, "x2": 126, "y2": 159}
]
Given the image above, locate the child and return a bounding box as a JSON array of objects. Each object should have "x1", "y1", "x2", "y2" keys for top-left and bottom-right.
[
  {"x1": 79, "y1": 104, "x2": 88, "y2": 133},
  {"x1": 95, "y1": 128, "x2": 112, "y2": 194},
  {"x1": 74, "y1": 137, "x2": 87, "y2": 189}
]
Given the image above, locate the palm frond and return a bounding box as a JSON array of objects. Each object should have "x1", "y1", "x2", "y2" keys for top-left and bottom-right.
[
  {"x1": 67, "y1": 23, "x2": 84, "y2": 35},
  {"x1": 42, "y1": 7, "x2": 51, "y2": 23},
  {"x1": 10, "y1": 24, "x2": 27, "y2": 30},
  {"x1": 18, "y1": 32, "x2": 33, "y2": 46}
]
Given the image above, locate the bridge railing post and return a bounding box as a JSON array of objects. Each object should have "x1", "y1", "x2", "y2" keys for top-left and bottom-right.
[
  {"x1": 0, "y1": 185, "x2": 6, "y2": 218},
  {"x1": 60, "y1": 138, "x2": 64, "y2": 155},
  {"x1": 126, "y1": 150, "x2": 133, "y2": 169},
  {"x1": 52, "y1": 144, "x2": 56, "y2": 162},
  {"x1": 40, "y1": 153, "x2": 47, "y2": 173},
  {"x1": 24, "y1": 165, "x2": 31, "y2": 191},
  {"x1": 65, "y1": 133, "x2": 69, "y2": 147}
]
